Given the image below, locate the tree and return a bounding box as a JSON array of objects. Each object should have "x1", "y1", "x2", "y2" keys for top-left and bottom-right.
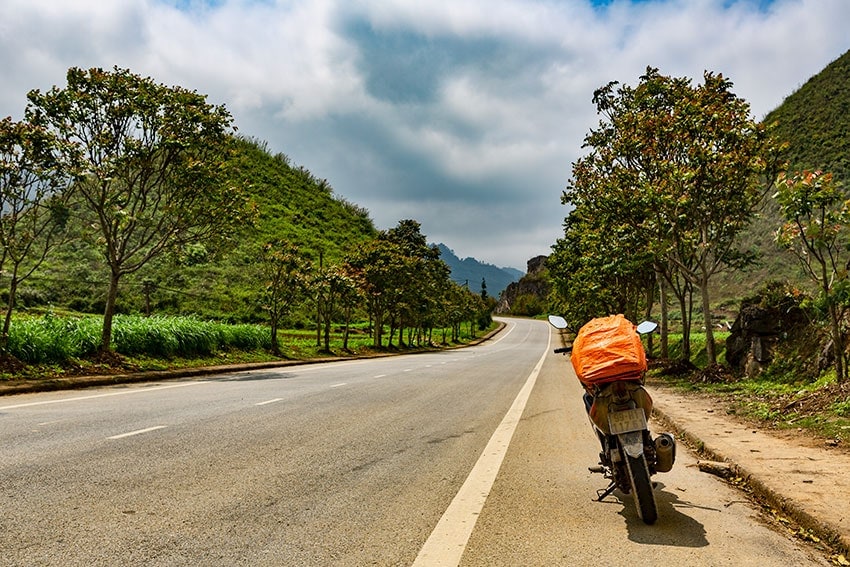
[
  {"x1": 345, "y1": 238, "x2": 407, "y2": 348},
  {"x1": 259, "y1": 240, "x2": 309, "y2": 355},
  {"x1": 312, "y1": 264, "x2": 358, "y2": 352},
  {"x1": 0, "y1": 117, "x2": 73, "y2": 350},
  {"x1": 346, "y1": 220, "x2": 452, "y2": 348},
  {"x1": 563, "y1": 67, "x2": 781, "y2": 363},
  {"x1": 26, "y1": 67, "x2": 254, "y2": 351},
  {"x1": 775, "y1": 170, "x2": 850, "y2": 382},
  {"x1": 548, "y1": 203, "x2": 656, "y2": 328},
  {"x1": 380, "y1": 219, "x2": 445, "y2": 346}
]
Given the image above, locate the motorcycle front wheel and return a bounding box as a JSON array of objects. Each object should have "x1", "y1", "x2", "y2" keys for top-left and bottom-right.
[{"x1": 625, "y1": 454, "x2": 657, "y2": 524}]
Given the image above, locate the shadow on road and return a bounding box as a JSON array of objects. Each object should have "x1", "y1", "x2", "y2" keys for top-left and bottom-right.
[{"x1": 614, "y1": 482, "x2": 711, "y2": 547}]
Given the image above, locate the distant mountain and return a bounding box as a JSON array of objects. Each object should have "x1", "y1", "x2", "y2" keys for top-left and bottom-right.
[{"x1": 435, "y1": 244, "x2": 523, "y2": 297}]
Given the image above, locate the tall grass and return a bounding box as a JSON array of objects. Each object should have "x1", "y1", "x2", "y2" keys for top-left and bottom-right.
[
  {"x1": 6, "y1": 313, "x2": 271, "y2": 364},
  {"x1": 6, "y1": 312, "x2": 492, "y2": 365}
]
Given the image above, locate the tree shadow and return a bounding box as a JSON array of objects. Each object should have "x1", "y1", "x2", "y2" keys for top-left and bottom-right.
[{"x1": 214, "y1": 370, "x2": 299, "y2": 382}]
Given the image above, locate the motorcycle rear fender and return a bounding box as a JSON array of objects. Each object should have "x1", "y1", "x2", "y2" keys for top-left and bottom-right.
[
  {"x1": 618, "y1": 431, "x2": 644, "y2": 458},
  {"x1": 589, "y1": 382, "x2": 653, "y2": 435}
]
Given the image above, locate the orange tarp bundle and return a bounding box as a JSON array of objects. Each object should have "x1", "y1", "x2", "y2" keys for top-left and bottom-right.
[{"x1": 571, "y1": 314, "x2": 647, "y2": 387}]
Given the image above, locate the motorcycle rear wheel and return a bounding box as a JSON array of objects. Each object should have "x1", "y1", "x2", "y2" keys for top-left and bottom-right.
[{"x1": 625, "y1": 454, "x2": 657, "y2": 524}]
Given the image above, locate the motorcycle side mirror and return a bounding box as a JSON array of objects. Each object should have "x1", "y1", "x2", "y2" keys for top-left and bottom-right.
[
  {"x1": 547, "y1": 315, "x2": 569, "y2": 330},
  {"x1": 636, "y1": 321, "x2": 658, "y2": 335}
]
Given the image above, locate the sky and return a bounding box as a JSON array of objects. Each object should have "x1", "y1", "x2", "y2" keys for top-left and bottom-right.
[{"x1": 1, "y1": 0, "x2": 848, "y2": 271}]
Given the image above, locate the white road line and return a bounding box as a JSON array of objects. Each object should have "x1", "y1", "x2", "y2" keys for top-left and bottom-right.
[
  {"x1": 412, "y1": 324, "x2": 551, "y2": 567},
  {"x1": 108, "y1": 426, "x2": 167, "y2": 440},
  {"x1": 373, "y1": 374, "x2": 387, "y2": 378},
  {"x1": 329, "y1": 383, "x2": 347, "y2": 388},
  {"x1": 0, "y1": 381, "x2": 209, "y2": 411},
  {"x1": 255, "y1": 398, "x2": 283, "y2": 406}
]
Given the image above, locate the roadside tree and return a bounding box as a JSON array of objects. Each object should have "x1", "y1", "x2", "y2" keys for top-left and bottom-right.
[
  {"x1": 259, "y1": 239, "x2": 310, "y2": 355},
  {"x1": 25, "y1": 66, "x2": 254, "y2": 352},
  {"x1": 0, "y1": 117, "x2": 74, "y2": 350},
  {"x1": 312, "y1": 264, "x2": 359, "y2": 352},
  {"x1": 775, "y1": 170, "x2": 850, "y2": 382},
  {"x1": 563, "y1": 67, "x2": 781, "y2": 363}
]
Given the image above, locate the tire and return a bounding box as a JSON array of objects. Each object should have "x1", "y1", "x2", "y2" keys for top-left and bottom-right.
[{"x1": 625, "y1": 454, "x2": 657, "y2": 524}]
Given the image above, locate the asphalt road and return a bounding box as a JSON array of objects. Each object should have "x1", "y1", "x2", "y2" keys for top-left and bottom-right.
[{"x1": 0, "y1": 318, "x2": 831, "y2": 566}]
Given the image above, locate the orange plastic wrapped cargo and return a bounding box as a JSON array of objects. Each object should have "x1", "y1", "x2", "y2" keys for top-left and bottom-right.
[{"x1": 571, "y1": 314, "x2": 647, "y2": 388}]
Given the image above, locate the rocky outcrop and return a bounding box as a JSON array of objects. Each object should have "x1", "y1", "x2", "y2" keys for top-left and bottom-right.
[
  {"x1": 725, "y1": 285, "x2": 809, "y2": 377},
  {"x1": 495, "y1": 255, "x2": 550, "y2": 315}
]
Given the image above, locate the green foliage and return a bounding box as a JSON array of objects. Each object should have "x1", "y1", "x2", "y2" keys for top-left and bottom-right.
[
  {"x1": 555, "y1": 66, "x2": 783, "y2": 363},
  {"x1": 718, "y1": 50, "x2": 850, "y2": 300},
  {"x1": 2, "y1": 67, "x2": 490, "y2": 367},
  {"x1": 833, "y1": 400, "x2": 850, "y2": 417},
  {"x1": 0, "y1": 116, "x2": 74, "y2": 348},
  {"x1": 663, "y1": 331, "x2": 728, "y2": 367},
  {"x1": 14, "y1": 135, "x2": 378, "y2": 322},
  {"x1": 25, "y1": 66, "x2": 256, "y2": 351},
  {"x1": 775, "y1": 170, "x2": 850, "y2": 381},
  {"x1": 6, "y1": 312, "x2": 270, "y2": 363}
]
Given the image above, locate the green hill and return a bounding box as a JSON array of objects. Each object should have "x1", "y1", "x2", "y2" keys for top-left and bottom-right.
[
  {"x1": 716, "y1": 49, "x2": 850, "y2": 301},
  {"x1": 764, "y1": 50, "x2": 850, "y2": 184},
  {"x1": 21, "y1": 136, "x2": 378, "y2": 322}
]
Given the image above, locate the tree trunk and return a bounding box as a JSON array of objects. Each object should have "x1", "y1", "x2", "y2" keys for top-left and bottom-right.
[
  {"x1": 700, "y1": 275, "x2": 716, "y2": 365},
  {"x1": 829, "y1": 302, "x2": 845, "y2": 381},
  {"x1": 677, "y1": 291, "x2": 691, "y2": 362},
  {"x1": 659, "y1": 275, "x2": 669, "y2": 359},
  {"x1": 101, "y1": 270, "x2": 121, "y2": 352},
  {"x1": 315, "y1": 298, "x2": 321, "y2": 347},
  {"x1": 1, "y1": 271, "x2": 19, "y2": 351},
  {"x1": 342, "y1": 306, "x2": 351, "y2": 351},
  {"x1": 323, "y1": 316, "x2": 331, "y2": 351},
  {"x1": 373, "y1": 308, "x2": 383, "y2": 348},
  {"x1": 270, "y1": 317, "x2": 280, "y2": 355}
]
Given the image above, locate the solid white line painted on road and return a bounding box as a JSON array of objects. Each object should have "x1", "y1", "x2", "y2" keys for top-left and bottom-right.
[
  {"x1": 373, "y1": 374, "x2": 387, "y2": 378},
  {"x1": 255, "y1": 398, "x2": 283, "y2": 406},
  {"x1": 412, "y1": 324, "x2": 551, "y2": 567},
  {"x1": 0, "y1": 381, "x2": 209, "y2": 411},
  {"x1": 329, "y1": 383, "x2": 347, "y2": 388},
  {"x1": 108, "y1": 426, "x2": 167, "y2": 440}
]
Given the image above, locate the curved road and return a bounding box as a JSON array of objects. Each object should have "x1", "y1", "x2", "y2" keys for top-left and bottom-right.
[{"x1": 0, "y1": 318, "x2": 829, "y2": 565}]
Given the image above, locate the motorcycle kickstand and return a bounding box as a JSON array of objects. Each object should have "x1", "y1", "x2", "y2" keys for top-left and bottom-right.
[{"x1": 595, "y1": 482, "x2": 617, "y2": 502}]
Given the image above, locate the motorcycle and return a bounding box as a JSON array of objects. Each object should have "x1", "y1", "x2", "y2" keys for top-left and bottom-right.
[{"x1": 548, "y1": 314, "x2": 676, "y2": 525}]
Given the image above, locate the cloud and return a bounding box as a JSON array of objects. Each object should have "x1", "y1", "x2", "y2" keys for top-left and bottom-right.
[{"x1": 0, "y1": 0, "x2": 848, "y2": 270}]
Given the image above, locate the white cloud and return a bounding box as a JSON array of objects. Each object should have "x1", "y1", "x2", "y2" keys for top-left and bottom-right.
[{"x1": 1, "y1": 0, "x2": 848, "y2": 269}]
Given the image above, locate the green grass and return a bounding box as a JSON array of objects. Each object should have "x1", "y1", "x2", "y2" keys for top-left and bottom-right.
[
  {"x1": 1, "y1": 313, "x2": 498, "y2": 380},
  {"x1": 652, "y1": 331, "x2": 729, "y2": 367},
  {"x1": 6, "y1": 313, "x2": 272, "y2": 363},
  {"x1": 651, "y1": 331, "x2": 850, "y2": 444}
]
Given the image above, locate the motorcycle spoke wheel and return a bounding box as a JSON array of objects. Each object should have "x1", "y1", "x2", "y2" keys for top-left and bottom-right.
[{"x1": 625, "y1": 454, "x2": 657, "y2": 524}]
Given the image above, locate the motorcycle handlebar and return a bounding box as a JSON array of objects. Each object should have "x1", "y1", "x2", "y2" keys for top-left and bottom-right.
[{"x1": 553, "y1": 347, "x2": 572, "y2": 354}]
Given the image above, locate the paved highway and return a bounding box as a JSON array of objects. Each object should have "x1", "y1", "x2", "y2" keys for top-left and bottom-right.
[{"x1": 0, "y1": 318, "x2": 830, "y2": 565}]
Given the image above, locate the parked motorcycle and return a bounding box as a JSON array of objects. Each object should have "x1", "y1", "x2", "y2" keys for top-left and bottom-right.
[{"x1": 548, "y1": 314, "x2": 676, "y2": 525}]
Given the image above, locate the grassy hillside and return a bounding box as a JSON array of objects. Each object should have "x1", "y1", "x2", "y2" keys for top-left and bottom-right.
[
  {"x1": 17, "y1": 137, "x2": 378, "y2": 322},
  {"x1": 715, "y1": 49, "x2": 850, "y2": 302},
  {"x1": 764, "y1": 50, "x2": 850, "y2": 184}
]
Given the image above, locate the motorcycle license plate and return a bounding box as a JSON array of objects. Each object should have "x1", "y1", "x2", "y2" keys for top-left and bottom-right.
[{"x1": 608, "y1": 408, "x2": 647, "y2": 435}]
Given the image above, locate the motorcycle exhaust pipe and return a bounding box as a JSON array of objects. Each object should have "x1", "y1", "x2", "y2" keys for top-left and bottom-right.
[{"x1": 654, "y1": 433, "x2": 676, "y2": 473}]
